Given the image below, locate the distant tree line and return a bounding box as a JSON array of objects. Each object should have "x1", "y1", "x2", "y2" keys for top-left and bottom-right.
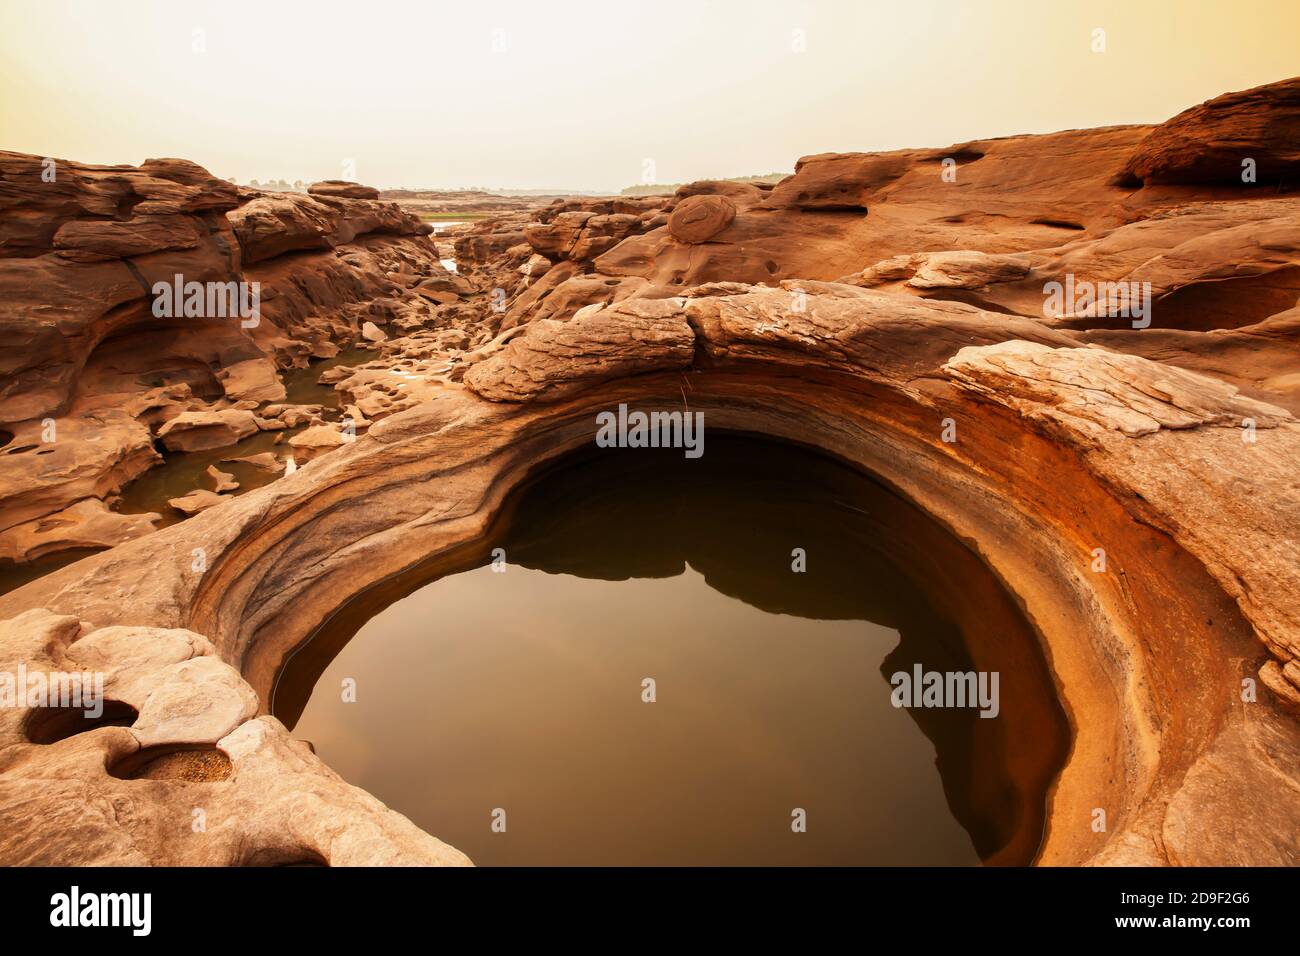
[
  {"x1": 621, "y1": 173, "x2": 787, "y2": 196},
  {"x1": 247, "y1": 178, "x2": 307, "y2": 190}
]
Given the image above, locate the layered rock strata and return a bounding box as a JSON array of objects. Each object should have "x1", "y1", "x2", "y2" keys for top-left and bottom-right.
[{"x1": 0, "y1": 153, "x2": 481, "y2": 563}]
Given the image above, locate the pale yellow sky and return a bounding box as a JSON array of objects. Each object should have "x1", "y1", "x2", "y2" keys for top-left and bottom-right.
[{"x1": 1, "y1": 0, "x2": 1296, "y2": 191}]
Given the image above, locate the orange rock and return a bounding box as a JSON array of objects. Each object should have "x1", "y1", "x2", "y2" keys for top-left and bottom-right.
[
  {"x1": 668, "y1": 194, "x2": 736, "y2": 243},
  {"x1": 1124, "y1": 76, "x2": 1300, "y2": 185}
]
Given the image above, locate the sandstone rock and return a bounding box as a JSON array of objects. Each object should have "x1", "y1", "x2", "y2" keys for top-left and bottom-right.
[
  {"x1": 1261, "y1": 661, "x2": 1300, "y2": 714},
  {"x1": 361, "y1": 321, "x2": 388, "y2": 342},
  {"x1": 167, "y1": 489, "x2": 229, "y2": 515},
  {"x1": 415, "y1": 272, "x2": 473, "y2": 296},
  {"x1": 942, "y1": 340, "x2": 1292, "y2": 437},
  {"x1": 227, "y1": 192, "x2": 336, "y2": 262},
  {"x1": 52, "y1": 216, "x2": 201, "y2": 261},
  {"x1": 288, "y1": 423, "x2": 350, "y2": 461},
  {"x1": 156, "y1": 409, "x2": 259, "y2": 452},
  {"x1": 122, "y1": 383, "x2": 196, "y2": 429},
  {"x1": 849, "y1": 253, "x2": 923, "y2": 286},
  {"x1": 7, "y1": 277, "x2": 1298, "y2": 868},
  {"x1": 343, "y1": 404, "x2": 371, "y2": 429},
  {"x1": 0, "y1": 148, "x2": 448, "y2": 578},
  {"x1": 568, "y1": 213, "x2": 642, "y2": 260},
  {"x1": 273, "y1": 404, "x2": 325, "y2": 428},
  {"x1": 205, "y1": 465, "x2": 239, "y2": 493},
  {"x1": 220, "y1": 452, "x2": 284, "y2": 474},
  {"x1": 907, "y1": 251, "x2": 1031, "y2": 290},
  {"x1": 524, "y1": 211, "x2": 593, "y2": 258},
  {"x1": 308, "y1": 180, "x2": 381, "y2": 200},
  {"x1": 0, "y1": 499, "x2": 158, "y2": 562},
  {"x1": 761, "y1": 152, "x2": 902, "y2": 210},
  {"x1": 0, "y1": 152, "x2": 242, "y2": 422},
  {"x1": 520, "y1": 253, "x2": 551, "y2": 278},
  {"x1": 453, "y1": 222, "x2": 529, "y2": 264},
  {"x1": 465, "y1": 300, "x2": 695, "y2": 402},
  {"x1": 0, "y1": 610, "x2": 470, "y2": 865},
  {"x1": 851, "y1": 250, "x2": 1031, "y2": 290},
  {"x1": 944, "y1": 339, "x2": 1300, "y2": 680},
  {"x1": 1123, "y1": 77, "x2": 1300, "y2": 185},
  {"x1": 0, "y1": 411, "x2": 160, "y2": 532},
  {"x1": 415, "y1": 287, "x2": 459, "y2": 305},
  {"x1": 1159, "y1": 705, "x2": 1300, "y2": 864},
  {"x1": 668, "y1": 194, "x2": 737, "y2": 243},
  {"x1": 216, "y1": 358, "x2": 285, "y2": 404}
]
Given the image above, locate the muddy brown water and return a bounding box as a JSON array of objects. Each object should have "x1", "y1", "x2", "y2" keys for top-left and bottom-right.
[
  {"x1": 0, "y1": 347, "x2": 375, "y2": 596},
  {"x1": 116, "y1": 345, "x2": 376, "y2": 527},
  {"x1": 274, "y1": 434, "x2": 1071, "y2": 866}
]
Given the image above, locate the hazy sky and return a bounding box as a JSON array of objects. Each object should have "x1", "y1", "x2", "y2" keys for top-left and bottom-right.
[{"x1": 2, "y1": 0, "x2": 1296, "y2": 191}]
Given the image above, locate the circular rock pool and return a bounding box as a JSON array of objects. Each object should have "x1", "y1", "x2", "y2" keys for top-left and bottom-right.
[{"x1": 273, "y1": 434, "x2": 1070, "y2": 865}]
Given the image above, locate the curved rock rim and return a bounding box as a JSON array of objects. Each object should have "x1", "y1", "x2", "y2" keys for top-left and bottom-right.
[{"x1": 2, "y1": 285, "x2": 1297, "y2": 867}]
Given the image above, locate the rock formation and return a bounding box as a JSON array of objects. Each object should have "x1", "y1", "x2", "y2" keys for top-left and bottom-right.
[
  {"x1": 0, "y1": 153, "x2": 485, "y2": 564},
  {"x1": 0, "y1": 77, "x2": 1297, "y2": 866},
  {"x1": 1122, "y1": 75, "x2": 1300, "y2": 185}
]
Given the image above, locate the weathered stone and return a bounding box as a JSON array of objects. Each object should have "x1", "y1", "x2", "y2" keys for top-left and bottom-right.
[
  {"x1": 287, "y1": 423, "x2": 350, "y2": 461},
  {"x1": 1124, "y1": 76, "x2": 1300, "y2": 185},
  {"x1": 308, "y1": 180, "x2": 381, "y2": 200},
  {"x1": 167, "y1": 489, "x2": 229, "y2": 515},
  {"x1": 0, "y1": 499, "x2": 158, "y2": 562},
  {"x1": 205, "y1": 465, "x2": 239, "y2": 493},
  {"x1": 668, "y1": 194, "x2": 736, "y2": 243},
  {"x1": 0, "y1": 610, "x2": 469, "y2": 865},
  {"x1": 156, "y1": 409, "x2": 259, "y2": 452}
]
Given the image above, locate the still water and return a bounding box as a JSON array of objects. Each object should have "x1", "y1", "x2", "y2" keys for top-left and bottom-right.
[
  {"x1": 116, "y1": 346, "x2": 375, "y2": 527},
  {"x1": 275, "y1": 436, "x2": 1070, "y2": 866},
  {"x1": 0, "y1": 348, "x2": 374, "y2": 596}
]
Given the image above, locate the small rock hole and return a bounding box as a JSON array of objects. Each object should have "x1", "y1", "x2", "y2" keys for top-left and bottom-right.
[
  {"x1": 110, "y1": 745, "x2": 233, "y2": 782},
  {"x1": 24, "y1": 700, "x2": 139, "y2": 745}
]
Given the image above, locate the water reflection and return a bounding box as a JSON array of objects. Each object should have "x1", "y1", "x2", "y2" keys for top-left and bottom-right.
[{"x1": 276, "y1": 435, "x2": 1070, "y2": 866}]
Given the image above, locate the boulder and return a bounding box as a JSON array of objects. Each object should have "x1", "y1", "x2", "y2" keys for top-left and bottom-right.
[
  {"x1": 668, "y1": 194, "x2": 737, "y2": 243},
  {"x1": 221, "y1": 452, "x2": 285, "y2": 474},
  {"x1": 308, "y1": 180, "x2": 381, "y2": 200},
  {"x1": 1123, "y1": 77, "x2": 1300, "y2": 185},
  {"x1": 288, "y1": 423, "x2": 350, "y2": 461},
  {"x1": 216, "y1": 357, "x2": 286, "y2": 403},
  {"x1": 156, "y1": 409, "x2": 259, "y2": 452},
  {"x1": 205, "y1": 465, "x2": 239, "y2": 493},
  {"x1": 167, "y1": 489, "x2": 229, "y2": 515}
]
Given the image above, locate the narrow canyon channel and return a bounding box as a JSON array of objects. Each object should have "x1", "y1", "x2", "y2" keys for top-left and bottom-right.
[{"x1": 273, "y1": 435, "x2": 1071, "y2": 866}]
